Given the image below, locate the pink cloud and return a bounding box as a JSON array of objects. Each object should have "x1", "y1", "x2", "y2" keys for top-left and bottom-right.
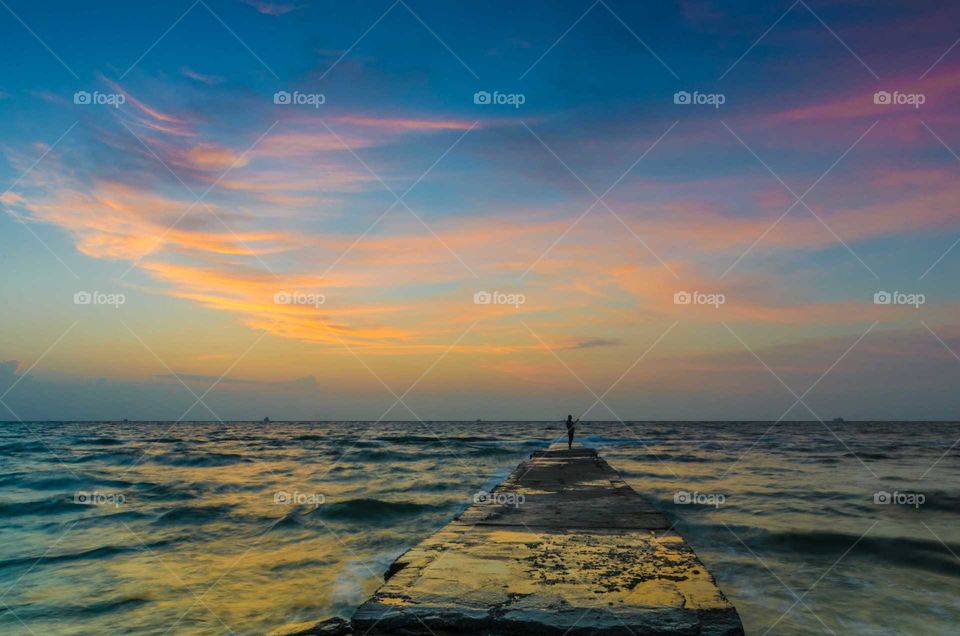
[
  {"x1": 756, "y1": 64, "x2": 960, "y2": 141},
  {"x1": 13, "y1": 71, "x2": 960, "y2": 357}
]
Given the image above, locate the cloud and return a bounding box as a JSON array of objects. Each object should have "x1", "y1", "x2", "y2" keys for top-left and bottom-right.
[
  {"x1": 179, "y1": 66, "x2": 225, "y2": 85},
  {"x1": 10, "y1": 73, "x2": 960, "y2": 364},
  {"x1": 5, "y1": 323, "x2": 959, "y2": 420},
  {"x1": 0, "y1": 192, "x2": 24, "y2": 206},
  {"x1": 155, "y1": 372, "x2": 317, "y2": 388},
  {"x1": 333, "y1": 115, "x2": 478, "y2": 132},
  {"x1": 29, "y1": 90, "x2": 65, "y2": 105},
  {"x1": 242, "y1": 0, "x2": 304, "y2": 16},
  {"x1": 751, "y1": 63, "x2": 960, "y2": 144},
  {"x1": 562, "y1": 337, "x2": 625, "y2": 350},
  {"x1": 177, "y1": 143, "x2": 251, "y2": 171},
  {"x1": 19, "y1": 179, "x2": 305, "y2": 260}
]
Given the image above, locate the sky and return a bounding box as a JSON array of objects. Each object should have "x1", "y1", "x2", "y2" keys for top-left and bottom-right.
[{"x1": 1, "y1": 0, "x2": 960, "y2": 421}]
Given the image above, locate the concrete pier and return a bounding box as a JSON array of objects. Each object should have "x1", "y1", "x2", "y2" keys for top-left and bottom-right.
[{"x1": 348, "y1": 444, "x2": 743, "y2": 635}]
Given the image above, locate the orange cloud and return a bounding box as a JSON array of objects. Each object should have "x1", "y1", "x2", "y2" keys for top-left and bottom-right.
[
  {"x1": 180, "y1": 143, "x2": 251, "y2": 171},
  {"x1": 12, "y1": 78, "x2": 960, "y2": 362},
  {"x1": 23, "y1": 180, "x2": 304, "y2": 260}
]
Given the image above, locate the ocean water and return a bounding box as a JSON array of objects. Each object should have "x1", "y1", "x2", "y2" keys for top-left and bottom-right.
[{"x1": 0, "y1": 421, "x2": 958, "y2": 635}]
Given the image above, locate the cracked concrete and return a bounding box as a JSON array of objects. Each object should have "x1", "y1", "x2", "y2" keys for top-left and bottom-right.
[{"x1": 349, "y1": 445, "x2": 743, "y2": 635}]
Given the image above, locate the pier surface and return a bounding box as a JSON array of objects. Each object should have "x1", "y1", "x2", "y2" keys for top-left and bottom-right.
[{"x1": 348, "y1": 444, "x2": 743, "y2": 635}]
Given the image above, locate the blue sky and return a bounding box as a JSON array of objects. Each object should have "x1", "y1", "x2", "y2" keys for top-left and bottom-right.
[{"x1": 2, "y1": 0, "x2": 960, "y2": 420}]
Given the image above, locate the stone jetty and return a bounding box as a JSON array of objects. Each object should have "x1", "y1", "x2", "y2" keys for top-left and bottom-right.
[{"x1": 272, "y1": 444, "x2": 743, "y2": 635}]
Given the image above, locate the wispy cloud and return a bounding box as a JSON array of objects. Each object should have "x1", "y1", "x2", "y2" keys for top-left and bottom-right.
[
  {"x1": 562, "y1": 337, "x2": 625, "y2": 350},
  {"x1": 241, "y1": 0, "x2": 305, "y2": 16},
  {"x1": 179, "y1": 66, "x2": 225, "y2": 85}
]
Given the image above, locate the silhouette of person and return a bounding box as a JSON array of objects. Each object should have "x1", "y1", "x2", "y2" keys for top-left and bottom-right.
[{"x1": 565, "y1": 415, "x2": 580, "y2": 450}]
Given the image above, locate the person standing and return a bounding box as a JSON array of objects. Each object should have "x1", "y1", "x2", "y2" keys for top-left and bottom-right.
[{"x1": 565, "y1": 415, "x2": 580, "y2": 450}]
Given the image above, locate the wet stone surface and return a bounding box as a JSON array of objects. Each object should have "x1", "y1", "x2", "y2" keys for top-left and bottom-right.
[{"x1": 348, "y1": 445, "x2": 744, "y2": 635}]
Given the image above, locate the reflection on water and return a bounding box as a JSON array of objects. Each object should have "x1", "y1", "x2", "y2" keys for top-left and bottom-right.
[{"x1": 0, "y1": 421, "x2": 958, "y2": 635}]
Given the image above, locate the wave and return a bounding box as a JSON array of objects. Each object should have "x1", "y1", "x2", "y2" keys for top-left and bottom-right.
[
  {"x1": 0, "y1": 471, "x2": 28, "y2": 486},
  {"x1": 804, "y1": 455, "x2": 841, "y2": 464},
  {"x1": 268, "y1": 557, "x2": 337, "y2": 572},
  {"x1": 2, "y1": 595, "x2": 150, "y2": 621},
  {"x1": 15, "y1": 475, "x2": 89, "y2": 490},
  {"x1": 339, "y1": 443, "x2": 527, "y2": 464},
  {"x1": 0, "y1": 537, "x2": 178, "y2": 571},
  {"x1": 134, "y1": 481, "x2": 207, "y2": 501},
  {"x1": 0, "y1": 497, "x2": 80, "y2": 518},
  {"x1": 772, "y1": 530, "x2": 960, "y2": 577},
  {"x1": 842, "y1": 451, "x2": 897, "y2": 460},
  {"x1": 463, "y1": 445, "x2": 521, "y2": 457},
  {"x1": 318, "y1": 498, "x2": 447, "y2": 523},
  {"x1": 149, "y1": 451, "x2": 250, "y2": 467},
  {"x1": 294, "y1": 434, "x2": 331, "y2": 441},
  {"x1": 267, "y1": 510, "x2": 307, "y2": 531},
  {"x1": 19, "y1": 475, "x2": 134, "y2": 491},
  {"x1": 698, "y1": 523, "x2": 960, "y2": 578},
  {"x1": 0, "y1": 440, "x2": 50, "y2": 454},
  {"x1": 152, "y1": 503, "x2": 236, "y2": 525},
  {"x1": 414, "y1": 481, "x2": 465, "y2": 493},
  {"x1": 72, "y1": 437, "x2": 125, "y2": 446},
  {"x1": 581, "y1": 436, "x2": 649, "y2": 446},
  {"x1": 60, "y1": 595, "x2": 150, "y2": 618},
  {"x1": 448, "y1": 435, "x2": 502, "y2": 443},
  {"x1": 69, "y1": 509, "x2": 151, "y2": 527},
  {"x1": 339, "y1": 449, "x2": 400, "y2": 462},
  {"x1": 68, "y1": 450, "x2": 143, "y2": 464},
  {"x1": 616, "y1": 451, "x2": 725, "y2": 463},
  {"x1": 375, "y1": 435, "x2": 464, "y2": 444},
  {"x1": 913, "y1": 490, "x2": 960, "y2": 514}
]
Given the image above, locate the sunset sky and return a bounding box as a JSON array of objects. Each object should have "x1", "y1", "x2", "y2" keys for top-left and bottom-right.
[{"x1": 2, "y1": 0, "x2": 960, "y2": 420}]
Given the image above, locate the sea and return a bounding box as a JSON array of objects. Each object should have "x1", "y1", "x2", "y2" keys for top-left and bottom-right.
[{"x1": 0, "y1": 421, "x2": 958, "y2": 635}]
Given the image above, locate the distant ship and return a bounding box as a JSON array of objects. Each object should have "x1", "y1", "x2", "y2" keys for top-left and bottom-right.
[
  {"x1": 832, "y1": 417, "x2": 845, "y2": 423},
  {"x1": 263, "y1": 417, "x2": 270, "y2": 424}
]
